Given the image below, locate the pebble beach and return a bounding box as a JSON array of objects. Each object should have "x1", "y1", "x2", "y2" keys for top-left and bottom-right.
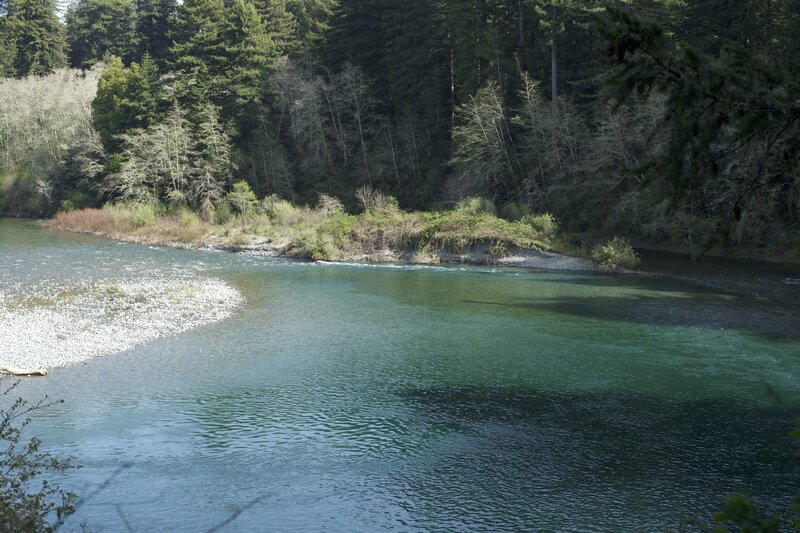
[{"x1": 0, "y1": 276, "x2": 243, "y2": 371}]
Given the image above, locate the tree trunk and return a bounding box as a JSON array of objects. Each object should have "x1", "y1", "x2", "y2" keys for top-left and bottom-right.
[
  {"x1": 550, "y1": 37, "x2": 558, "y2": 113},
  {"x1": 515, "y1": 0, "x2": 526, "y2": 78}
]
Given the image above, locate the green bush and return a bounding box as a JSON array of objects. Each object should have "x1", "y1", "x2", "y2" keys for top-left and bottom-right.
[
  {"x1": 59, "y1": 199, "x2": 77, "y2": 212},
  {"x1": 522, "y1": 213, "x2": 559, "y2": 241},
  {"x1": 0, "y1": 383, "x2": 79, "y2": 531},
  {"x1": 226, "y1": 181, "x2": 258, "y2": 217},
  {"x1": 59, "y1": 190, "x2": 94, "y2": 212},
  {"x1": 456, "y1": 196, "x2": 496, "y2": 216},
  {"x1": 317, "y1": 194, "x2": 345, "y2": 217},
  {"x1": 591, "y1": 237, "x2": 641, "y2": 270},
  {"x1": 178, "y1": 209, "x2": 201, "y2": 228},
  {"x1": 213, "y1": 201, "x2": 233, "y2": 225},
  {"x1": 355, "y1": 186, "x2": 399, "y2": 213},
  {"x1": 127, "y1": 202, "x2": 157, "y2": 228},
  {"x1": 499, "y1": 202, "x2": 531, "y2": 221},
  {"x1": 261, "y1": 196, "x2": 318, "y2": 226},
  {"x1": 289, "y1": 229, "x2": 337, "y2": 261},
  {"x1": 320, "y1": 213, "x2": 356, "y2": 247}
]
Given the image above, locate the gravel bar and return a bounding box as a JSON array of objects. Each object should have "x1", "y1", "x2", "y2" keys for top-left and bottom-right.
[{"x1": 0, "y1": 276, "x2": 243, "y2": 371}]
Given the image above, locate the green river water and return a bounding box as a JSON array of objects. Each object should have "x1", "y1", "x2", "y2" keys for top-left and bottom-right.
[{"x1": 1, "y1": 217, "x2": 799, "y2": 531}]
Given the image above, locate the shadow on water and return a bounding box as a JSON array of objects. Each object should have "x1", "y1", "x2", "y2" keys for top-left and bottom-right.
[
  {"x1": 528, "y1": 273, "x2": 735, "y2": 296},
  {"x1": 395, "y1": 386, "x2": 799, "y2": 527},
  {"x1": 464, "y1": 289, "x2": 800, "y2": 340}
]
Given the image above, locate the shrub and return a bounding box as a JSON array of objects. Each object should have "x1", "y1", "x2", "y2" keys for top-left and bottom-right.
[
  {"x1": 226, "y1": 181, "x2": 258, "y2": 217},
  {"x1": 355, "y1": 186, "x2": 398, "y2": 213},
  {"x1": 127, "y1": 202, "x2": 157, "y2": 229},
  {"x1": 228, "y1": 230, "x2": 251, "y2": 247},
  {"x1": 178, "y1": 209, "x2": 201, "y2": 228},
  {"x1": 488, "y1": 241, "x2": 509, "y2": 259},
  {"x1": 591, "y1": 237, "x2": 641, "y2": 270},
  {"x1": 261, "y1": 196, "x2": 318, "y2": 226},
  {"x1": 0, "y1": 382, "x2": 79, "y2": 531},
  {"x1": 499, "y1": 202, "x2": 530, "y2": 221},
  {"x1": 288, "y1": 229, "x2": 337, "y2": 261},
  {"x1": 522, "y1": 213, "x2": 559, "y2": 241},
  {"x1": 456, "y1": 196, "x2": 496, "y2": 216},
  {"x1": 59, "y1": 190, "x2": 94, "y2": 213},
  {"x1": 213, "y1": 201, "x2": 233, "y2": 225},
  {"x1": 317, "y1": 194, "x2": 345, "y2": 217}
]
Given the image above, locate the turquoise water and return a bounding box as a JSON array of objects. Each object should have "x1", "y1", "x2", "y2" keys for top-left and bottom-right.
[{"x1": 1, "y1": 218, "x2": 799, "y2": 531}]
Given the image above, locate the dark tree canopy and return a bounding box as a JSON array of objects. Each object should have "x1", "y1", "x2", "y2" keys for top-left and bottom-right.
[
  {"x1": 601, "y1": 6, "x2": 800, "y2": 247},
  {"x1": 8, "y1": 0, "x2": 66, "y2": 76},
  {"x1": 2, "y1": 0, "x2": 799, "y2": 253},
  {"x1": 66, "y1": 0, "x2": 135, "y2": 68}
]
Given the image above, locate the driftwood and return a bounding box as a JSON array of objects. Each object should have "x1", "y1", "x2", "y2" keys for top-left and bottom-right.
[{"x1": 0, "y1": 366, "x2": 47, "y2": 377}]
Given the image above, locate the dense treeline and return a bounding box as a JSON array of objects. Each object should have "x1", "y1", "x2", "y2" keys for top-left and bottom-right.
[{"x1": 1, "y1": 0, "x2": 798, "y2": 255}]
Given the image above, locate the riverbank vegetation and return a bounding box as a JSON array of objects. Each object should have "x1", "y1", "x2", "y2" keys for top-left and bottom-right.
[
  {"x1": 1, "y1": 0, "x2": 798, "y2": 263},
  {"x1": 0, "y1": 382, "x2": 78, "y2": 531},
  {"x1": 49, "y1": 190, "x2": 597, "y2": 265}
]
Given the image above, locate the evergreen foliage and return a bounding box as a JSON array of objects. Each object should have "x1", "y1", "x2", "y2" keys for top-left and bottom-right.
[
  {"x1": 132, "y1": 0, "x2": 176, "y2": 64},
  {"x1": 286, "y1": 0, "x2": 336, "y2": 50},
  {"x1": 66, "y1": 0, "x2": 135, "y2": 68},
  {"x1": 601, "y1": 6, "x2": 800, "y2": 248},
  {"x1": 92, "y1": 55, "x2": 164, "y2": 151},
  {"x1": 254, "y1": 0, "x2": 297, "y2": 54},
  {"x1": 8, "y1": 0, "x2": 66, "y2": 76}
]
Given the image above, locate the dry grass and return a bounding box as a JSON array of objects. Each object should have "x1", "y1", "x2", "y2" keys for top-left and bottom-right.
[
  {"x1": 50, "y1": 208, "x2": 134, "y2": 234},
  {"x1": 49, "y1": 205, "x2": 208, "y2": 244},
  {"x1": 139, "y1": 216, "x2": 207, "y2": 243}
]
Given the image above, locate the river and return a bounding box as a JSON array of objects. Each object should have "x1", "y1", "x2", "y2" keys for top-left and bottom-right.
[{"x1": 1, "y1": 217, "x2": 799, "y2": 531}]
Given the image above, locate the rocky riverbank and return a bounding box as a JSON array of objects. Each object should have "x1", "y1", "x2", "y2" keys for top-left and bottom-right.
[{"x1": 0, "y1": 276, "x2": 243, "y2": 372}]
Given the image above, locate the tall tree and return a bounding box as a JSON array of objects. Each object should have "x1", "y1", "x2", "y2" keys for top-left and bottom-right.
[
  {"x1": 324, "y1": 0, "x2": 387, "y2": 92},
  {"x1": 220, "y1": 0, "x2": 274, "y2": 125},
  {"x1": 439, "y1": 0, "x2": 501, "y2": 103},
  {"x1": 10, "y1": 0, "x2": 66, "y2": 76},
  {"x1": 286, "y1": 0, "x2": 336, "y2": 50},
  {"x1": 381, "y1": 0, "x2": 450, "y2": 174},
  {"x1": 530, "y1": 0, "x2": 601, "y2": 112},
  {"x1": 168, "y1": 0, "x2": 227, "y2": 110},
  {"x1": 92, "y1": 54, "x2": 164, "y2": 151},
  {"x1": 66, "y1": 0, "x2": 135, "y2": 69},
  {"x1": 0, "y1": 2, "x2": 17, "y2": 76},
  {"x1": 132, "y1": 0, "x2": 176, "y2": 65},
  {"x1": 253, "y1": 0, "x2": 297, "y2": 54}
]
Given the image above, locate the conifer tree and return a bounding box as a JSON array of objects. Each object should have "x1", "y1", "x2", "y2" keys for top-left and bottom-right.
[
  {"x1": 529, "y1": 0, "x2": 601, "y2": 112},
  {"x1": 169, "y1": 0, "x2": 227, "y2": 110},
  {"x1": 132, "y1": 0, "x2": 177, "y2": 65},
  {"x1": 0, "y1": 9, "x2": 17, "y2": 76},
  {"x1": 92, "y1": 55, "x2": 164, "y2": 151},
  {"x1": 381, "y1": 0, "x2": 450, "y2": 164},
  {"x1": 66, "y1": 0, "x2": 136, "y2": 69},
  {"x1": 253, "y1": 0, "x2": 297, "y2": 54},
  {"x1": 438, "y1": 0, "x2": 502, "y2": 102},
  {"x1": 285, "y1": 0, "x2": 336, "y2": 50},
  {"x1": 10, "y1": 0, "x2": 66, "y2": 76},
  {"x1": 221, "y1": 0, "x2": 273, "y2": 124},
  {"x1": 324, "y1": 0, "x2": 387, "y2": 99}
]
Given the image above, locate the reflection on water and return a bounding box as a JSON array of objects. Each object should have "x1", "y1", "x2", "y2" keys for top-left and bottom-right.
[{"x1": 1, "y1": 218, "x2": 799, "y2": 531}]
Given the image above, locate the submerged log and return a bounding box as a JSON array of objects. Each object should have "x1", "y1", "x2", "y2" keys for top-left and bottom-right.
[{"x1": 0, "y1": 366, "x2": 48, "y2": 377}]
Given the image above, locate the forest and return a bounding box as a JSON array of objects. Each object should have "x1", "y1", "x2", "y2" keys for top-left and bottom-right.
[{"x1": 1, "y1": 0, "x2": 799, "y2": 258}]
